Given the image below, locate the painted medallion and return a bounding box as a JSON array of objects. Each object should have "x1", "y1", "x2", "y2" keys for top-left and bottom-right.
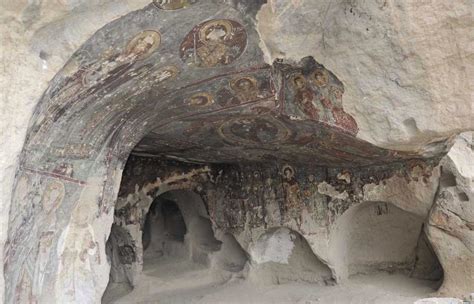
[{"x1": 180, "y1": 19, "x2": 247, "y2": 67}]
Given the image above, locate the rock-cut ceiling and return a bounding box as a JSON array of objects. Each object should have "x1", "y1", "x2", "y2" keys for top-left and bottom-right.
[{"x1": 25, "y1": 0, "x2": 432, "y2": 172}]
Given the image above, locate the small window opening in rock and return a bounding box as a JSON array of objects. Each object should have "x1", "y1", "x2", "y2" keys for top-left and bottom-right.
[
  {"x1": 39, "y1": 50, "x2": 50, "y2": 60},
  {"x1": 248, "y1": 227, "x2": 333, "y2": 286},
  {"x1": 457, "y1": 191, "x2": 469, "y2": 202}
]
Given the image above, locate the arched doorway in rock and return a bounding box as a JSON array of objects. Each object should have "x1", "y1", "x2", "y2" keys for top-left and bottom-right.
[
  {"x1": 328, "y1": 201, "x2": 443, "y2": 288},
  {"x1": 141, "y1": 190, "x2": 222, "y2": 268},
  {"x1": 103, "y1": 189, "x2": 248, "y2": 303},
  {"x1": 142, "y1": 197, "x2": 188, "y2": 261}
]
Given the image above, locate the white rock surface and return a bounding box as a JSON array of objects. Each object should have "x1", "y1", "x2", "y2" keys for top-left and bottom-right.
[
  {"x1": 250, "y1": 227, "x2": 295, "y2": 264},
  {"x1": 257, "y1": 0, "x2": 473, "y2": 151}
]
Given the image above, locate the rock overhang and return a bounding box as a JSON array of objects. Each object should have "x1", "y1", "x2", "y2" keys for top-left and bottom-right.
[{"x1": 22, "y1": 1, "x2": 447, "y2": 171}]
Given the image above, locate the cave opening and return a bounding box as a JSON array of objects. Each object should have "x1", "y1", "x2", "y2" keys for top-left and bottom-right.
[
  {"x1": 100, "y1": 155, "x2": 447, "y2": 303},
  {"x1": 142, "y1": 197, "x2": 187, "y2": 261},
  {"x1": 141, "y1": 190, "x2": 224, "y2": 269},
  {"x1": 103, "y1": 189, "x2": 250, "y2": 303}
]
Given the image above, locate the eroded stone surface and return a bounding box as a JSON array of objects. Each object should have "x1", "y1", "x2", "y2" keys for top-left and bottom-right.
[
  {"x1": 257, "y1": 0, "x2": 473, "y2": 151},
  {"x1": 425, "y1": 133, "x2": 474, "y2": 299}
]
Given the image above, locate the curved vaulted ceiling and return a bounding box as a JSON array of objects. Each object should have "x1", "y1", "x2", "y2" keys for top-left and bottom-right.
[{"x1": 23, "y1": 0, "x2": 427, "y2": 173}]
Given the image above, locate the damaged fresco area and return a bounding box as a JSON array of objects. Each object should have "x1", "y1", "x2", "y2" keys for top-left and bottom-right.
[
  {"x1": 106, "y1": 154, "x2": 448, "y2": 296},
  {"x1": 133, "y1": 56, "x2": 418, "y2": 166},
  {"x1": 276, "y1": 57, "x2": 358, "y2": 135}
]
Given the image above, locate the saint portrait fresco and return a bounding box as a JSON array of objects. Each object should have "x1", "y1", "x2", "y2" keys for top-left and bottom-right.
[
  {"x1": 230, "y1": 76, "x2": 259, "y2": 102},
  {"x1": 218, "y1": 116, "x2": 290, "y2": 146},
  {"x1": 215, "y1": 74, "x2": 269, "y2": 107},
  {"x1": 64, "y1": 30, "x2": 161, "y2": 100},
  {"x1": 292, "y1": 74, "x2": 320, "y2": 120},
  {"x1": 312, "y1": 69, "x2": 329, "y2": 87},
  {"x1": 150, "y1": 65, "x2": 179, "y2": 82},
  {"x1": 281, "y1": 165, "x2": 304, "y2": 224},
  {"x1": 40, "y1": 181, "x2": 65, "y2": 213},
  {"x1": 180, "y1": 19, "x2": 247, "y2": 67},
  {"x1": 327, "y1": 86, "x2": 358, "y2": 132},
  {"x1": 215, "y1": 88, "x2": 241, "y2": 107},
  {"x1": 284, "y1": 64, "x2": 359, "y2": 135},
  {"x1": 187, "y1": 92, "x2": 214, "y2": 106}
]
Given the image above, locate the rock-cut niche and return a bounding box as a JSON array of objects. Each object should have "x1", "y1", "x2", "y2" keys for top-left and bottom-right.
[
  {"x1": 3, "y1": 0, "x2": 456, "y2": 303},
  {"x1": 328, "y1": 201, "x2": 443, "y2": 284}
]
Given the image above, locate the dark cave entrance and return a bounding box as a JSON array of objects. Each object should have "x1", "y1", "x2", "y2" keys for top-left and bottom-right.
[
  {"x1": 142, "y1": 197, "x2": 188, "y2": 263},
  {"x1": 103, "y1": 188, "x2": 248, "y2": 303}
]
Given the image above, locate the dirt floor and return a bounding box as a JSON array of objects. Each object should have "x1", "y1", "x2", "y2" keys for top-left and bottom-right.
[{"x1": 103, "y1": 255, "x2": 440, "y2": 304}]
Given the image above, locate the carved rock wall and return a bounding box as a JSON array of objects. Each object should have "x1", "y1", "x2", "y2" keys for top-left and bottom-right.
[{"x1": 0, "y1": 0, "x2": 472, "y2": 302}]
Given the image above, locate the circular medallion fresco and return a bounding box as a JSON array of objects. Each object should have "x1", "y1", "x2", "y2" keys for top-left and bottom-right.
[
  {"x1": 282, "y1": 165, "x2": 295, "y2": 180},
  {"x1": 180, "y1": 19, "x2": 247, "y2": 68},
  {"x1": 187, "y1": 92, "x2": 214, "y2": 106},
  {"x1": 125, "y1": 30, "x2": 161, "y2": 60},
  {"x1": 329, "y1": 86, "x2": 343, "y2": 100},
  {"x1": 312, "y1": 69, "x2": 329, "y2": 87},
  {"x1": 230, "y1": 76, "x2": 257, "y2": 92},
  {"x1": 218, "y1": 116, "x2": 290, "y2": 146}
]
